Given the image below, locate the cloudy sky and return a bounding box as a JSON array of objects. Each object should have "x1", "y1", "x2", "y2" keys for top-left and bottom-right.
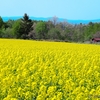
[{"x1": 0, "y1": 0, "x2": 100, "y2": 20}]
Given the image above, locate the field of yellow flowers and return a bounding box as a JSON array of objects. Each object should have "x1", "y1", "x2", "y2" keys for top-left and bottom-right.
[{"x1": 0, "y1": 39, "x2": 100, "y2": 100}]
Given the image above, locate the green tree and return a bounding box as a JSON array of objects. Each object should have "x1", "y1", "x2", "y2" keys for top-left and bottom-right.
[
  {"x1": 12, "y1": 19, "x2": 22, "y2": 38},
  {"x1": 12, "y1": 13, "x2": 33, "y2": 39},
  {"x1": 5, "y1": 19, "x2": 15, "y2": 28},
  {"x1": 35, "y1": 21, "x2": 48, "y2": 39},
  {"x1": 1, "y1": 28, "x2": 14, "y2": 38},
  {"x1": 83, "y1": 22, "x2": 98, "y2": 41},
  {"x1": 47, "y1": 28, "x2": 61, "y2": 40}
]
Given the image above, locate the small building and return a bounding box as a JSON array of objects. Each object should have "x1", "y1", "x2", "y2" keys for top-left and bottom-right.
[{"x1": 92, "y1": 38, "x2": 100, "y2": 42}]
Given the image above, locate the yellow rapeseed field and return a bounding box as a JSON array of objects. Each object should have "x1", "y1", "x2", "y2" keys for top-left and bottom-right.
[{"x1": 0, "y1": 39, "x2": 100, "y2": 100}]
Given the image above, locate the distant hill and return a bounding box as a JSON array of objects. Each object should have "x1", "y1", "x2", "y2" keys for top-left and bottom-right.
[{"x1": 2, "y1": 16, "x2": 100, "y2": 24}]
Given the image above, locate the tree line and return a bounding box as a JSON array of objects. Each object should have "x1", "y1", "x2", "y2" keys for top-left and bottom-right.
[{"x1": 0, "y1": 13, "x2": 100, "y2": 42}]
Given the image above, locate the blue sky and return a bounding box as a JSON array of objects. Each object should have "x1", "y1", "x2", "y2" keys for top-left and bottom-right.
[{"x1": 0, "y1": 0, "x2": 100, "y2": 20}]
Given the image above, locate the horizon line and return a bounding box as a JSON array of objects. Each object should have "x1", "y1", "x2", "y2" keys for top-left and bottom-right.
[{"x1": 1, "y1": 16, "x2": 100, "y2": 21}]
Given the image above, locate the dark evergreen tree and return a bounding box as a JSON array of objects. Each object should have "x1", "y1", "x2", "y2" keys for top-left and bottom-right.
[
  {"x1": 0, "y1": 16, "x2": 5, "y2": 37},
  {"x1": 0, "y1": 16, "x2": 4, "y2": 29},
  {"x1": 20, "y1": 13, "x2": 33, "y2": 39}
]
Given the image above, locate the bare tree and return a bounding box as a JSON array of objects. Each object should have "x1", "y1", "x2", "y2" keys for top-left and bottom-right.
[
  {"x1": 50, "y1": 16, "x2": 58, "y2": 26},
  {"x1": 93, "y1": 31, "x2": 100, "y2": 38}
]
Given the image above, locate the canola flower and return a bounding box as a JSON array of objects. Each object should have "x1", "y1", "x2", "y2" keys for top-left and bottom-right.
[{"x1": 0, "y1": 39, "x2": 100, "y2": 100}]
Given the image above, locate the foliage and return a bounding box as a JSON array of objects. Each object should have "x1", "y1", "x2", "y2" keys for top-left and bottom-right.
[
  {"x1": 0, "y1": 39, "x2": 100, "y2": 99},
  {"x1": 35, "y1": 21, "x2": 48, "y2": 39},
  {"x1": 47, "y1": 28, "x2": 61, "y2": 40},
  {"x1": 12, "y1": 19, "x2": 22, "y2": 38},
  {"x1": 1, "y1": 28, "x2": 13, "y2": 38},
  {"x1": 5, "y1": 20, "x2": 15, "y2": 28},
  {"x1": 0, "y1": 15, "x2": 100, "y2": 42}
]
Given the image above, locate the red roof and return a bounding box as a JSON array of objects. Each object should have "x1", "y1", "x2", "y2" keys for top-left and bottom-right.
[{"x1": 94, "y1": 38, "x2": 100, "y2": 40}]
